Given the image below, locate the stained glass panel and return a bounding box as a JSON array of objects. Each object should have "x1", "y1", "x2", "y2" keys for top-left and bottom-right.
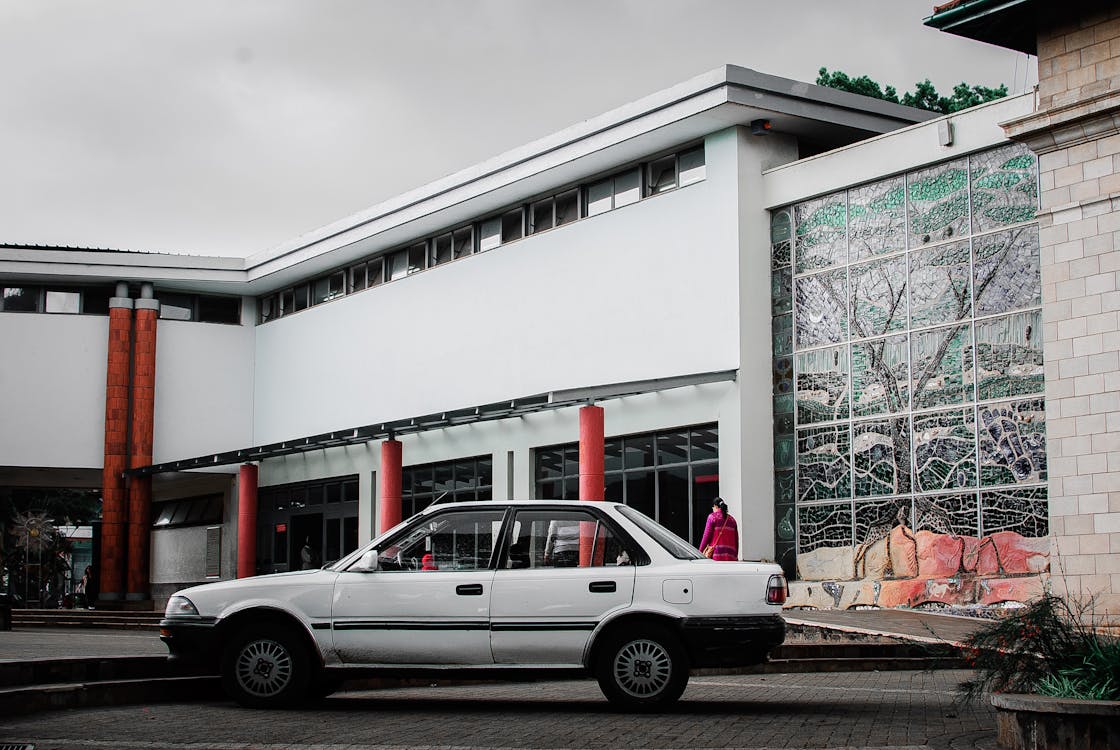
[
  {"x1": 913, "y1": 408, "x2": 976, "y2": 493},
  {"x1": 775, "y1": 470, "x2": 795, "y2": 505},
  {"x1": 980, "y1": 486, "x2": 1048, "y2": 537},
  {"x1": 978, "y1": 398, "x2": 1047, "y2": 487},
  {"x1": 851, "y1": 334, "x2": 908, "y2": 416},
  {"x1": 850, "y1": 256, "x2": 908, "y2": 338},
  {"x1": 775, "y1": 144, "x2": 1042, "y2": 587},
  {"x1": 772, "y1": 265, "x2": 792, "y2": 315},
  {"x1": 773, "y1": 313, "x2": 793, "y2": 357},
  {"x1": 911, "y1": 323, "x2": 973, "y2": 409},
  {"x1": 796, "y1": 346, "x2": 849, "y2": 424},
  {"x1": 975, "y1": 311, "x2": 1043, "y2": 400},
  {"x1": 973, "y1": 225, "x2": 1041, "y2": 316},
  {"x1": 795, "y1": 270, "x2": 847, "y2": 347},
  {"x1": 794, "y1": 193, "x2": 846, "y2": 273},
  {"x1": 775, "y1": 504, "x2": 796, "y2": 542},
  {"x1": 772, "y1": 209, "x2": 792, "y2": 269},
  {"x1": 848, "y1": 176, "x2": 906, "y2": 262},
  {"x1": 909, "y1": 493, "x2": 978, "y2": 537},
  {"x1": 971, "y1": 144, "x2": 1038, "y2": 233},
  {"x1": 854, "y1": 497, "x2": 907, "y2": 549},
  {"x1": 797, "y1": 502, "x2": 854, "y2": 552},
  {"x1": 774, "y1": 355, "x2": 793, "y2": 399},
  {"x1": 910, "y1": 240, "x2": 971, "y2": 327},
  {"x1": 908, "y1": 158, "x2": 969, "y2": 247},
  {"x1": 852, "y1": 417, "x2": 911, "y2": 497},
  {"x1": 797, "y1": 424, "x2": 851, "y2": 502}
]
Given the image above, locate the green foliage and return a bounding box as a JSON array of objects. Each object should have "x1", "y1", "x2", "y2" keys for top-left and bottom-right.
[
  {"x1": 817, "y1": 68, "x2": 1008, "y2": 114},
  {"x1": 958, "y1": 593, "x2": 1120, "y2": 702}
]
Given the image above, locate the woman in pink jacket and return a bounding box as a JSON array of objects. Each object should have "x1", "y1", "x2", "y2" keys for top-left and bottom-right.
[{"x1": 698, "y1": 498, "x2": 739, "y2": 561}]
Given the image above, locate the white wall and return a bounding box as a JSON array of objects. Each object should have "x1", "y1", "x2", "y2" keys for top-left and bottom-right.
[
  {"x1": 0, "y1": 309, "x2": 254, "y2": 468},
  {"x1": 0, "y1": 313, "x2": 108, "y2": 468},
  {"x1": 153, "y1": 317, "x2": 255, "y2": 461},
  {"x1": 252, "y1": 142, "x2": 742, "y2": 444}
]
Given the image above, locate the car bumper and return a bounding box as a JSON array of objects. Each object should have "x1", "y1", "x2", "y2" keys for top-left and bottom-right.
[
  {"x1": 159, "y1": 617, "x2": 220, "y2": 667},
  {"x1": 678, "y1": 614, "x2": 786, "y2": 667}
]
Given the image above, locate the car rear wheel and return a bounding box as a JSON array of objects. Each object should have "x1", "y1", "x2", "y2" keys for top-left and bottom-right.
[
  {"x1": 222, "y1": 624, "x2": 311, "y2": 708},
  {"x1": 594, "y1": 625, "x2": 688, "y2": 710}
]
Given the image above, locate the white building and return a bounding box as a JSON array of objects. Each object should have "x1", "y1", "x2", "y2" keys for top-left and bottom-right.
[{"x1": 3, "y1": 57, "x2": 1099, "y2": 614}]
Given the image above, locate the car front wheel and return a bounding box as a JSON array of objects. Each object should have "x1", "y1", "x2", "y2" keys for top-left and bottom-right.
[
  {"x1": 594, "y1": 625, "x2": 688, "y2": 710},
  {"x1": 222, "y1": 624, "x2": 311, "y2": 708}
]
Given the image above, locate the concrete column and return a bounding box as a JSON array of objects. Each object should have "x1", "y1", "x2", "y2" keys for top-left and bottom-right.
[
  {"x1": 127, "y1": 285, "x2": 158, "y2": 601},
  {"x1": 379, "y1": 439, "x2": 402, "y2": 535},
  {"x1": 237, "y1": 464, "x2": 259, "y2": 578},
  {"x1": 99, "y1": 283, "x2": 132, "y2": 603}
]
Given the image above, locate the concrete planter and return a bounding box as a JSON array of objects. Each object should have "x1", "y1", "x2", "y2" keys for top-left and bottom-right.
[{"x1": 991, "y1": 693, "x2": 1120, "y2": 750}]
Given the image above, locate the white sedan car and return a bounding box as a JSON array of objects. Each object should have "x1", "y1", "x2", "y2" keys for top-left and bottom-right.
[{"x1": 160, "y1": 500, "x2": 787, "y2": 709}]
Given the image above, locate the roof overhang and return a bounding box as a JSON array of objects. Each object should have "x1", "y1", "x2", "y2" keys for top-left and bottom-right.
[
  {"x1": 127, "y1": 369, "x2": 737, "y2": 477},
  {"x1": 3, "y1": 65, "x2": 933, "y2": 297},
  {"x1": 924, "y1": 0, "x2": 1037, "y2": 55}
]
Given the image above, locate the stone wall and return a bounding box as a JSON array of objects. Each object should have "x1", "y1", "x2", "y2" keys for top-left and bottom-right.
[
  {"x1": 1037, "y1": 4, "x2": 1120, "y2": 110},
  {"x1": 1004, "y1": 2, "x2": 1120, "y2": 616}
]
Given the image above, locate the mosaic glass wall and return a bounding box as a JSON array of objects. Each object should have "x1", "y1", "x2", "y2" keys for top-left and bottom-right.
[{"x1": 770, "y1": 143, "x2": 1046, "y2": 605}]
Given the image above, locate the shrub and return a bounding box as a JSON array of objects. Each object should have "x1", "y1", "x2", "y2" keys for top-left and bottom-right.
[{"x1": 958, "y1": 593, "x2": 1120, "y2": 702}]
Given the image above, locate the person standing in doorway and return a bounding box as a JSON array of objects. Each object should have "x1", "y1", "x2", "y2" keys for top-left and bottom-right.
[
  {"x1": 300, "y1": 538, "x2": 315, "y2": 570},
  {"x1": 699, "y1": 498, "x2": 739, "y2": 561}
]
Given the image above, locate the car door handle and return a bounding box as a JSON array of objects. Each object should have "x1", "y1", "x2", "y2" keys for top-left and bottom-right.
[
  {"x1": 456, "y1": 584, "x2": 484, "y2": 596},
  {"x1": 589, "y1": 581, "x2": 616, "y2": 593}
]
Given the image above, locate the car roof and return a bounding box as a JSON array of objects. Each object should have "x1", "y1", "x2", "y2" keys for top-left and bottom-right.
[{"x1": 421, "y1": 498, "x2": 625, "y2": 513}]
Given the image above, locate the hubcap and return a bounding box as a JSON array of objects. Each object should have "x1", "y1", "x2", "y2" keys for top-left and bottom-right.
[
  {"x1": 235, "y1": 638, "x2": 293, "y2": 697},
  {"x1": 612, "y1": 638, "x2": 672, "y2": 698}
]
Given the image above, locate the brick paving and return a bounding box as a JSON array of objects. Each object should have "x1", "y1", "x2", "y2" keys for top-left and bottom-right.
[{"x1": 0, "y1": 670, "x2": 996, "y2": 750}]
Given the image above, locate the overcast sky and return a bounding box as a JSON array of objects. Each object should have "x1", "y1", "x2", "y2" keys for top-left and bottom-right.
[{"x1": 0, "y1": 0, "x2": 1036, "y2": 258}]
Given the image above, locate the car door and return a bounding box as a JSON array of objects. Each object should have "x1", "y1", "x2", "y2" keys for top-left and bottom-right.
[
  {"x1": 331, "y1": 506, "x2": 506, "y2": 665},
  {"x1": 489, "y1": 506, "x2": 636, "y2": 665}
]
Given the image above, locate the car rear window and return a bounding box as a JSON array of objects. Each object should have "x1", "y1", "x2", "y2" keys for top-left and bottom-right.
[{"x1": 617, "y1": 505, "x2": 704, "y2": 560}]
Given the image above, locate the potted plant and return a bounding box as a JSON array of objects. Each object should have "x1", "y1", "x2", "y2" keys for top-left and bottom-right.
[{"x1": 958, "y1": 593, "x2": 1119, "y2": 749}]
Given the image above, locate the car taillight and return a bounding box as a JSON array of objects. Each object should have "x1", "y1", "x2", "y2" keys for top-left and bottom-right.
[{"x1": 766, "y1": 574, "x2": 787, "y2": 605}]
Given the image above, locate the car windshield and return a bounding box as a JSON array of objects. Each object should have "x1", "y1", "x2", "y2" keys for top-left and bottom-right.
[{"x1": 616, "y1": 505, "x2": 704, "y2": 560}]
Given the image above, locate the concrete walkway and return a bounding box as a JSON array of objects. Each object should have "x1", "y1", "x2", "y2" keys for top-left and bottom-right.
[{"x1": 0, "y1": 608, "x2": 994, "y2": 661}]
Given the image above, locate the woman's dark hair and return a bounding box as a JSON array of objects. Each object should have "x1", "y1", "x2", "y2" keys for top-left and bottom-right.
[{"x1": 713, "y1": 497, "x2": 728, "y2": 513}]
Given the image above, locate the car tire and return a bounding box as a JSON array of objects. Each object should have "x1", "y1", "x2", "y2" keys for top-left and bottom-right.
[
  {"x1": 222, "y1": 624, "x2": 311, "y2": 708},
  {"x1": 594, "y1": 624, "x2": 689, "y2": 710}
]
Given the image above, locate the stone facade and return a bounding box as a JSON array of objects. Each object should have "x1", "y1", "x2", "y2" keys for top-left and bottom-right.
[{"x1": 1003, "y1": 3, "x2": 1120, "y2": 616}]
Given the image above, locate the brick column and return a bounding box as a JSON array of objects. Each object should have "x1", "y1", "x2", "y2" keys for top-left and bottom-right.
[
  {"x1": 237, "y1": 464, "x2": 259, "y2": 578},
  {"x1": 579, "y1": 404, "x2": 605, "y2": 566},
  {"x1": 379, "y1": 439, "x2": 403, "y2": 535},
  {"x1": 99, "y1": 284, "x2": 132, "y2": 603},
  {"x1": 126, "y1": 287, "x2": 158, "y2": 601}
]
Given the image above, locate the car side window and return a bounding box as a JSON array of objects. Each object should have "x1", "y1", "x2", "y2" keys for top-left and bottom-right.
[
  {"x1": 376, "y1": 509, "x2": 505, "y2": 572},
  {"x1": 503, "y1": 509, "x2": 630, "y2": 569}
]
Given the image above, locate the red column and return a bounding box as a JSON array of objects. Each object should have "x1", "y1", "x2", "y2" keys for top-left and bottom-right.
[
  {"x1": 579, "y1": 404, "x2": 605, "y2": 567},
  {"x1": 99, "y1": 291, "x2": 133, "y2": 603},
  {"x1": 579, "y1": 405, "x2": 605, "y2": 502},
  {"x1": 237, "y1": 464, "x2": 259, "y2": 578},
  {"x1": 126, "y1": 296, "x2": 158, "y2": 601},
  {"x1": 380, "y1": 439, "x2": 403, "y2": 534}
]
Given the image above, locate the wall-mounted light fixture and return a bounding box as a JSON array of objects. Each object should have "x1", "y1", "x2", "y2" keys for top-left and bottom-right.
[{"x1": 751, "y1": 119, "x2": 772, "y2": 136}]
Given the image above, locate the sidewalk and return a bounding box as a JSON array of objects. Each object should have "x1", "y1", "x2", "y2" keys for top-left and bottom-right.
[{"x1": 0, "y1": 608, "x2": 991, "y2": 661}]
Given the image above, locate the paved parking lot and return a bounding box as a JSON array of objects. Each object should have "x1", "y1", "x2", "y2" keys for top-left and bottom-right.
[{"x1": 0, "y1": 670, "x2": 996, "y2": 750}]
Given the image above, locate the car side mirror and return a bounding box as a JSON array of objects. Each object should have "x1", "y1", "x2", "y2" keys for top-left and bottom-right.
[{"x1": 356, "y1": 550, "x2": 380, "y2": 572}]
